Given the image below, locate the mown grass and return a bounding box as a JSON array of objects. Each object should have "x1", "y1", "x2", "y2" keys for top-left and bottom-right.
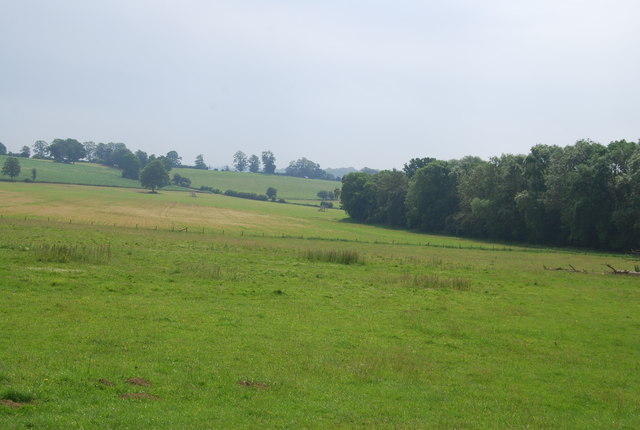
[{"x1": 1, "y1": 184, "x2": 639, "y2": 428}]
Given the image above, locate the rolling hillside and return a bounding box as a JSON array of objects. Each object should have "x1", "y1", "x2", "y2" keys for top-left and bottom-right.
[{"x1": 0, "y1": 156, "x2": 341, "y2": 200}]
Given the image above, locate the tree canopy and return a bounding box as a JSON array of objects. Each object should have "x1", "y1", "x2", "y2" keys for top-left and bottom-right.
[
  {"x1": 285, "y1": 157, "x2": 329, "y2": 179},
  {"x1": 140, "y1": 159, "x2": 170, "y2": 192},
  {"x1": 233, "y1": 151, "x2": 247, "y2": 172},
  {"x1": 340, "y1": 139, "x2": 640, "y2": 251},
  {"x1": 2, "y1": 157, "x2": 21, "y2": 181},
  {"x1": 48, "y1": 138, "x2": 86, "y2": 163},
  {"x1": 261, "y1": 151, "x2": 276, "y2": 174}
]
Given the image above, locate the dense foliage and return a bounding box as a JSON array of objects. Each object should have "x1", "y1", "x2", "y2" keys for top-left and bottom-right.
[
  {"x1": 140, "y1": 159, "x2": 170, "y2": 192},
  {"x1": 341, "y1": 140, "x2": 640, "y2": 251}
]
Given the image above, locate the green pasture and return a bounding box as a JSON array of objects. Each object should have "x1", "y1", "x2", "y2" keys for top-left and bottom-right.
[
  {"x1": 0, "y1": 156, "x2": 340, "y2": 201},
  {"x1": 0, "y1": 182, "x2": 639, "y2": 428},
  {"x1": 172, "y1": 168, "x2": 341, "y2": 201},
  {"x1": 0, "y1": 156, "x2": 138, "y2": 188}
]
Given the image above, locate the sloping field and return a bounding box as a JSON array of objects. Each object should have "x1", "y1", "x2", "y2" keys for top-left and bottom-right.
[
  {"x1": 173, "y1": 168, "x2": 340, "y2": 200},
  {"x1": 0, "y1": 181, "x2": 639, "y2": 428},
  {"x1": 0, "y1": 182, "x2": 483, "y2": 246},
  {"x1": 0, "y1": 156, "x2": 340, "y2": 200},
  {"x1": 0, "y1": 156, "x2": 138, "y2": 188}
]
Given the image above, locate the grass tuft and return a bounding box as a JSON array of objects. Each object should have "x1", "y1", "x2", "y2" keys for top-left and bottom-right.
[
  {"x1": 401, "y1": 273, "x2": 471, "y2": 290},
  {"x1": 1, "y1": 389, "x2": 35, "y2": 403},
  {"x1": 33, "y1": 243, "x2": 111, "y2": 264},
  {"x1": 303, "y1": 249, "x2": 363, "y2": 265}
]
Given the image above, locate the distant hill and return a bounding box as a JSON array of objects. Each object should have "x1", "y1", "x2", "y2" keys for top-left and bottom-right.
[
  {"x1": 0, "y1": 156, "x2": 340, "y2": 200},
  {"x1": 325, "y1": 167, "x2": 358, "y2": 178}
]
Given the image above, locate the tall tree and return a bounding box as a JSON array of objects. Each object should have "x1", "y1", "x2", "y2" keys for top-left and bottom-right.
[
  {"x1": 285, "y1": 157, "x2": 327, "y2": 179},
  {"x1": 194, "y1": 154, "x2": 207, "y2": 170},
  {"x1": 20, "y1": 146, "x2": 31, "y2": 158},
  {"x1": 166, "y1": 150, "x2": 182, "y2": 168},
  {"x1": 248, "y1": 154, "x2": 260, "y2": 173},
  {"x1": 32, "y1": 140, "x2": 48, "y2": 159},
  {"x1": 116, "y1": 150, "x2": 141, "y2": 180},
  {"x1": 48, "y1": 138, "x2": 86, "y2": 163},
  {"x1": 233, "y1": 151, "x2": 247, "y2": 172},
  {"x1": 2, "y1": 157, "x2": 21, "y2": 181},
  {"x1": 140, "y1": 159, "x2": 169, "y2": 193},
  {"x1": 403, "y1": 157, "x2": 436, "y2": 178},
  {"x1": 261, "y1": 150, "x2": 276, "y2": 174},
  {"x1": 0, "y1": 142, "x2": 6, "y2": 155},
  {"x1": 371, "y1": 170, "x2": 408, "y2": 226},
  {"x1": 340, "y1": 172, "x2": 376, "y2": 221},
  {"x1": 135, "y1": 150, "x2": 149, "y2": 169},
  {"x1": 266, "y1": 187, "x2": 277, "y2": 201},
  {"x1": 405, "y1": 161, "x2": 458, "y2": 232},
  {"x1": 83, "y1": 141, "x2": 97, "y2": 162}
]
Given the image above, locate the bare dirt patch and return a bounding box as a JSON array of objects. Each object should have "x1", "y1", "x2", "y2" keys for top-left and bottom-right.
[
  {"x1": 119, "y1": 393, "x2": 161, "y2": 400},
  {"x1": 238, "y1": 380, "x2": 269, "y2": 389},
  {"x1": 1, "y1": 399, "x2": 32, "y2": 408},
  {"x1": 98, "y1": 379, "x2": 115, "y2": 386},
  {"x1": 126, "y1": 377, "x2": 151, "y2": 387}
]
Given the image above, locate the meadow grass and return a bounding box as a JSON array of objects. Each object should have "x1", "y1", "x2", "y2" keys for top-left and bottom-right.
[{"x1": 0, "y1": 183, "x2": 639, "y2": 428}]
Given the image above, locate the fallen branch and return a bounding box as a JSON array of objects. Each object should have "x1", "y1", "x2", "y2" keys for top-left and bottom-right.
[
  {"x1": 605, "y1": 264, "x2": 640, "y2": 276},
  {"x1": 543, "y1": 265, "x2": 585, "y2": 273}
]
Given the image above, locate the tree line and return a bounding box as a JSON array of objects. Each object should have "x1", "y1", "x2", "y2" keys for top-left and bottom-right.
[{"x1": 340, "y1": 139, "x2": 640, "y2": 251}]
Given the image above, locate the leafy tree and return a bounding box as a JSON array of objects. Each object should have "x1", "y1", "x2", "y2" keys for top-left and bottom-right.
[
  {"x1": 403, "y1": 157, "x2": 435, "y2": 178},
  {"x1": 95, "y1": 142, "x2": 126, "y2": 165},
  {"x1": 319, "y1": 201, "x2": 333, "y2": 211},
  {"x1": 194, "y1": 154, "x2": 207, "y2": 170},
  {"x1": 135, "y1": 150, "x2": 149, "y2": 169},
  {"x1": 317, "y1": 190, "x2": 335, "y2": 200},
  {"x1": 233, "y1": 151, "x2": 247, "y2": 172},
  {"x1": 114, "y1": 149, "x2": 140, "y2": 180},
  {"x1": 140, "y1": 159, "x2": 170, "y2": 193},
  {"x1": 340, "y1": 172, "x2": 376, "y2": 221},
  {"x1": 83, "y1": 141, "x2": 97, "y2": 162},
  {"x1": 32, "y1": 140, "x2": 49, "y2": 159},
  {"x1": 0, "y1": 142, "x2": 6, "y2": 155},
  {"x1": 2, "y1": 157, "x2": 21, "y2": 181},
  {"x1": 31, "y1": 168, "x2": 37, "y2": 181},
  {"x1": 360, "y1": 167, "x2": 379, "y2": 175},
  {"x1": 266, "y1": 187, "x2": 277, "y2": 201},
  {"x1": 20, "y1": 146, "x2": 31, "y2": 158},
  {"x1": 166, "y1": 150, "x2": 182, "y2": 168},
  {"x1": 405, "y1": 161, "x2": 458, "y2": 232},
  {"x1": 48, "y1": 138, "x2": 86, "y2": 163},
  {"x1": 173, "y1": 173, "x2": 192, "y2": 187},
  {"x1": 157, "y1": 156, "x2": 173, "y2": 172},
  {"x1": 261, "y1": 151, "x2": 276, "y2": 174},
  {"x1": 333, "y1": 187, "x2": 341, "y2": 201},
  {"x1": 248, "y1": 154, "x2": 260, "y2": 173},
  {"x1": 286, "y1": 157, "x2": 327, "y2": 179},
  {"x1": 371, "y1": 170, "x2": 408, "y2": 226}
]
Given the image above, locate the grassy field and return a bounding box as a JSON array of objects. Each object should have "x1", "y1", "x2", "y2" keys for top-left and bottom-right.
[
  {"x1": 1, "y1": 182, "x2": 639, "y2": 428},
  {"x1": 0, "y1": 156, "x2": 340, "y2": 201},
  {"x1": 0, "y1": 156, "x2": 139, "y2": 188}
]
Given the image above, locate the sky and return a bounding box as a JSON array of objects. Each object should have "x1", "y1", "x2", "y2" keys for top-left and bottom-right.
[{"x1": 1, "y1": 0, "x2": 639, "y2": 170}]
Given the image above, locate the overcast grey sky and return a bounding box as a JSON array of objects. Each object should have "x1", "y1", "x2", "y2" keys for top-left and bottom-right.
[{"x1": 1, "y1": 1, "x2": 638, "y2": 170}]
